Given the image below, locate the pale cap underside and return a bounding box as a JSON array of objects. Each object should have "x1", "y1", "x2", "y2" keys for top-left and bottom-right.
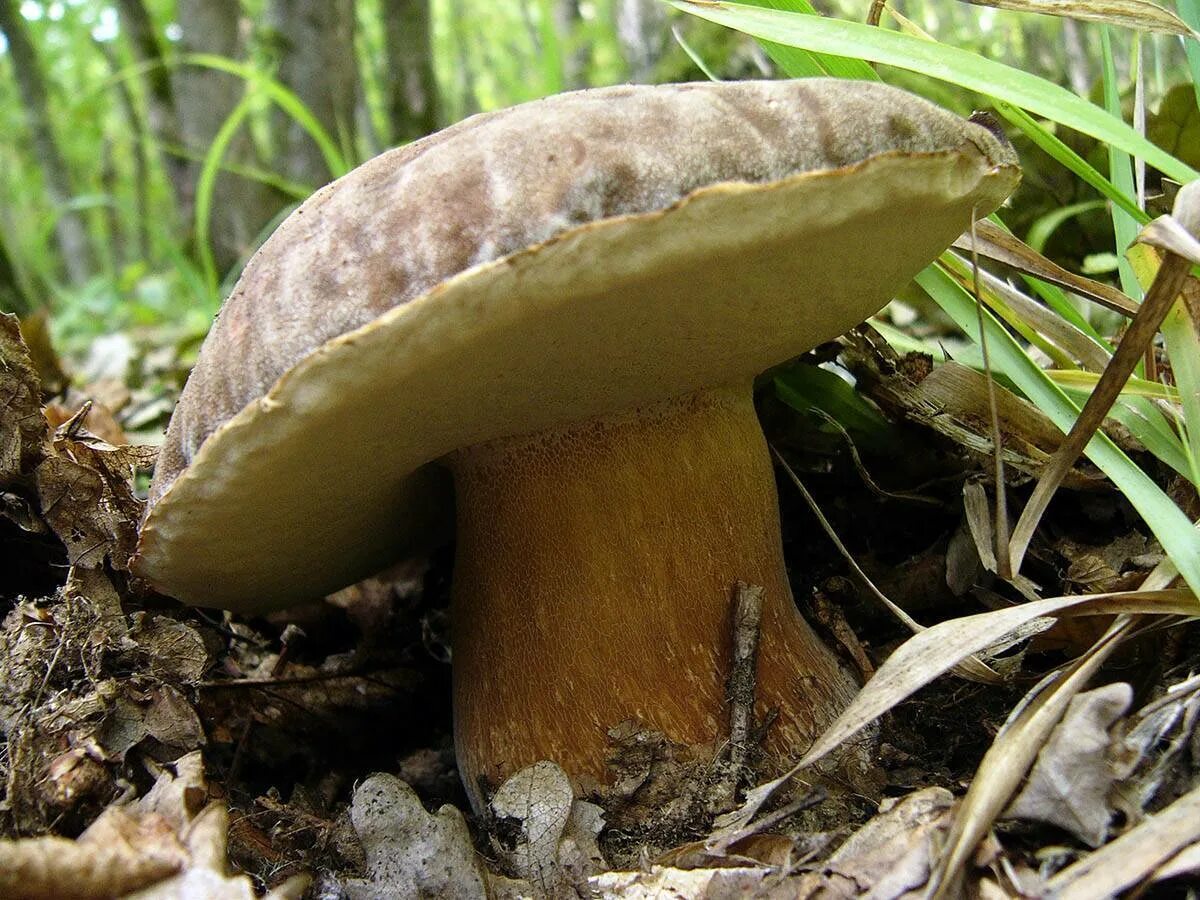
[{"x1": 136, "y1": 148, "x2": 1018, "y2": 611}]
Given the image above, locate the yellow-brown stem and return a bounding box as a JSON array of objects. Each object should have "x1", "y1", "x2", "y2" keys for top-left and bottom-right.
[{"x1": 448, "y1": 383, "x2": 858, "y2": 810}]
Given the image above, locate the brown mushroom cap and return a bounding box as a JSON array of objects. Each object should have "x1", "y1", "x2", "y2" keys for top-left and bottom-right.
[{"x1": 134, "y1": 79, "x2": 1018, "y2": 610}]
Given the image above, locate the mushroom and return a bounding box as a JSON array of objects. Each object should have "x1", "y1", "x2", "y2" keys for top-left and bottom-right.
[{"x1": 134, "y1": 79, "x2": 1019, "y2": 808}]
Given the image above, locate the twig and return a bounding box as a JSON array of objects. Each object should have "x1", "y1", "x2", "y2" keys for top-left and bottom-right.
[
  {"x1": 969, "y1": 213, "x2": 1012, "y2": 579},
  {"x1": 228, "y1": 626, "x2": 304, "y2": 783},
  {"x1": 727, "y1": 582, "x2": 764, "y2": 780},
  {"x1": 772, "y1": 446, "x2": 1001, "y2": 684},
  {"x1": 1008, "y1": 185, "x2": 1200, "y2": 576},
  {"x1": 807, "y1": 408, "x2": 944, "y2": 507}
]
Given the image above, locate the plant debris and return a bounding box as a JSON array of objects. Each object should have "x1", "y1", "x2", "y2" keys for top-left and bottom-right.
[
  {"x1": 344, "y1": 772, "x2": 487, "y2": 899},
  {"x1": 1003, "y1": 681, "x2": 1133, "y2": 846},
  {"x1": 3, "y1": 284, "x2": 1200, "y2": 898}
]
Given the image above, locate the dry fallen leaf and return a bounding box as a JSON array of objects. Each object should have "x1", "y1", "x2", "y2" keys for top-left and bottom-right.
[
  {"x1": 1003, "y1": 682, "x2": 1133, "y2": 846},
  {"x1": 595, "y1": 788, "x2": 958, "y2": 898},
  {"x1": 489, "y1": 761, "x2": 605, "y2": 899},
  {"x1": 591, "y1": 865, "x2": 781, "y2": 899},
  {"x1": 130, "y1": 615, "x2": 211, "y2": 684},
  {"x1": 1119, "y1": 671, "x2": 1200, "y2": 812},
  {"x1": 708, "y1": 588, "x2": 1197, "y2": 846},
  {"x1": 344, "y1": 772, "x2": 488, "y2": 900},
  {"x1": 125, "y1": 804, "x2": 308, "y2": 900},
  {"x1": 0, "y1": 312, "x2": 47, "y2": 488},
  {"x1": 142, "y1": 683, "x2": 207, "y2": 751},
  {"x1": 33, "y1": 433, "x2": 153, "y2": 572},
  {"x1": 0, "y1": 806, "x2": 187, "y2": 900},
  {"x1": 810, "y1": 787, "x2": 957, "y2": 898},
  {"x1": 1044, "y1": 784, "x2": 1200, "y2": 898},
  {"x1": 928, "y1": 617, "x2": 1137, "y2": 899},
  {"x1": 0, "y1": 751, "x2": 214, "y2": 899}
]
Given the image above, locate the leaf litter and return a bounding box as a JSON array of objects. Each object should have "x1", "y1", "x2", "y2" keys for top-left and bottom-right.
[{"x1": 2, "y1": 212, "x2": 1200, "y2": 900}]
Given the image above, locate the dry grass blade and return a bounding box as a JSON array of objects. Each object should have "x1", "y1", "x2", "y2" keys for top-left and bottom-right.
[
  {"x1": 1009, "y1": 197, "x2": 1200, "y2": 576},
  {"x1": 704, "y1": 587, "x2": 1198, "y2": 845},
  {"x1": 956, "y1": 0, "x2": 1200, "y2": 37},
  {"x1": 953, "y1": 221, "x2": 1138, "y2": 317},
  {"x1": 1139, "y1": 199, "x2": 1200, "y2": 267},
  {"x1": 772, "y1": 448, "x2": 1002, "y2": 683},
  {"x1": 926, "y1": 615, "x2": 1136, "y2": 899},
  {"x1": 967, "y1": 219, "x2": 1014, "y2": 580},
  {"x1": 949, "y1": 258, "x2": 1113, "y2": 371},
  {"x1": 963, "y1": 481, "x2": 1042, "y2": 601},
  {"x1": 1044, "y1": 783, "x2": 1200, "y2": 898},
  {"x1": 796, "y1": 589, "x2": 1196, "y2": 773}
]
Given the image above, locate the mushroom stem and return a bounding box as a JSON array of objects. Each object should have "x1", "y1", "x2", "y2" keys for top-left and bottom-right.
[{"x1": 448, "y1": 382, "x2": 859, "y2": 809}]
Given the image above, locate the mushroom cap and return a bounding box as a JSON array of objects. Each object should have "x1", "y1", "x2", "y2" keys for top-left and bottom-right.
[{"x1": 134, "y1": 79, "x2": 1019, "y2": 611}]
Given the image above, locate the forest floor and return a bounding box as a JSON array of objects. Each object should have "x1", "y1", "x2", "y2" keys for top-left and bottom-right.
[{"x1": 1, "y1": 310, "x2": 1198, "y2": 898}]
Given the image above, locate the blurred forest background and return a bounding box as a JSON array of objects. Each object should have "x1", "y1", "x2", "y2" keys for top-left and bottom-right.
[{"x1": 0, "y1": 0, "x2": 1194, "y2": 374}]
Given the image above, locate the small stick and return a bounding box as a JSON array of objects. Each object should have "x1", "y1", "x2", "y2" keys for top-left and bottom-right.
[
  {"x1": 727, "y1": 581, "x2": 764, "y2": 780},
  {"x1": 1008, "y1": 182, "x2": 1200, "y2": 576},
  {"x1": 228, "y1": 625, "x2": 305, "y2": 782}
]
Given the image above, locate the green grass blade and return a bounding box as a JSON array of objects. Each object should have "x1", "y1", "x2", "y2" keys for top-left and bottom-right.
[
  {"x1": 671, "y1": 24, "x2": 723, "y2": 80},
  {"x1": 1100, "y1": 28, "x2": 1144, "y2": 301},
  {"x1": 993, "y1": 101, "x2": 1148, "y2": 224},
  {"x1": 1105, "y1": 396, "x2": 1193, "y2": 477},
  {"x1": 195, "y1": 94, "x2": 256, "y2": 292},
  {"x1": 1026, "y1": 200, "x2": 1109, "y2": 254},
  {"x1": 735, "y1": 0, "x2": 877, "y2": 79},
  {"x1": 1178, "y1": 0, "x2": 1200, "y2": 108},
  {"x1": 1162, "y1": 304, "x2": 1200, "y2": 487},
  {"x1": 773, "y1": 363, "x2": 894, "y2": 449},
  {"x1": 1049, "y1": 370, "x2": 1179, "y2": 401},
  {"x1": 918, "y1": 262, "x2": 1200, "y2": 594},
  {"x1": 666, "y1": 0, "x2": 1198, "y2": 183},
  {"x1": 182, "y1": 53, "x2": 349, "y2": 179}
]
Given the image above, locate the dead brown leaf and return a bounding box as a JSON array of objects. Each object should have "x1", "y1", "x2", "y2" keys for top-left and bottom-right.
[
  {"x1": 130, "y1": 615, "x2": 211, "y2": 684},
  {"x1": 799, "y1": 787, "x2": 957, "y2": 898},
  {"x1": 143, "y1": 684, "x2": 207, "y2": 751},
  {"x1": 0, "y1": 751, "x2": 206, "y2": 899},
  {"x1": 0, "y1": 807, "x2": 187, "y2": 899},
  {"x1": 0, "y1": 312, "x2": 47, "y2": 487},
  {"x1": 1003, "y1": 682, "x2": 1133, "y2": 846},
  {"x1": 34, "y1": 431, "x2": 152, "y2": 571},
  {"x1": 1045, "y1": 783, "x2": 1200, "y2": 898}
]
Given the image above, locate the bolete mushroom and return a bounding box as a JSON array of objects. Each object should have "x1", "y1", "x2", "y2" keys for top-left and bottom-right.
[{"x1": 134, "y1": 79, "x2": 1019, "y2": 809}]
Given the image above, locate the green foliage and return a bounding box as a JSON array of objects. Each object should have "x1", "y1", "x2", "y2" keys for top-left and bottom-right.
[
  {"x1": 668, "y1": 0, "x2": 1200, "y2": 593},
  {"x1": 0, "y1": 0, "x2": 735, "y2": 351}
]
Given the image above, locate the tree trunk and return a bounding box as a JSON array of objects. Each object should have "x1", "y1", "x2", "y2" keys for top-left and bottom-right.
[
  {"x1": 264, "y1": 0, "x2": 359, "y2": 188},
  {"x1": 381, "y1": 0, "x2": 439, "y2": 143},
  {"x1": 445, "y1": 0, "x2": 481, "y2": 120},
  {"x1": 95, "y1": 38, "x2": 150, "y2": 264},
  {"x1": 113, "y1": 0, "x2": 190, "y2": 231},
  {"x1": 174, "y1": 0, "x2": 284, "y2": 276},
  {"x1": 615, "y1": 0, "x2": 667, "y2": 83},
  {"x1": 0, "y1": 0, "x2": 95, "y2": 285},
  {"x1": 554, "y1": 0, "x2": 589, "y2": 90}
]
